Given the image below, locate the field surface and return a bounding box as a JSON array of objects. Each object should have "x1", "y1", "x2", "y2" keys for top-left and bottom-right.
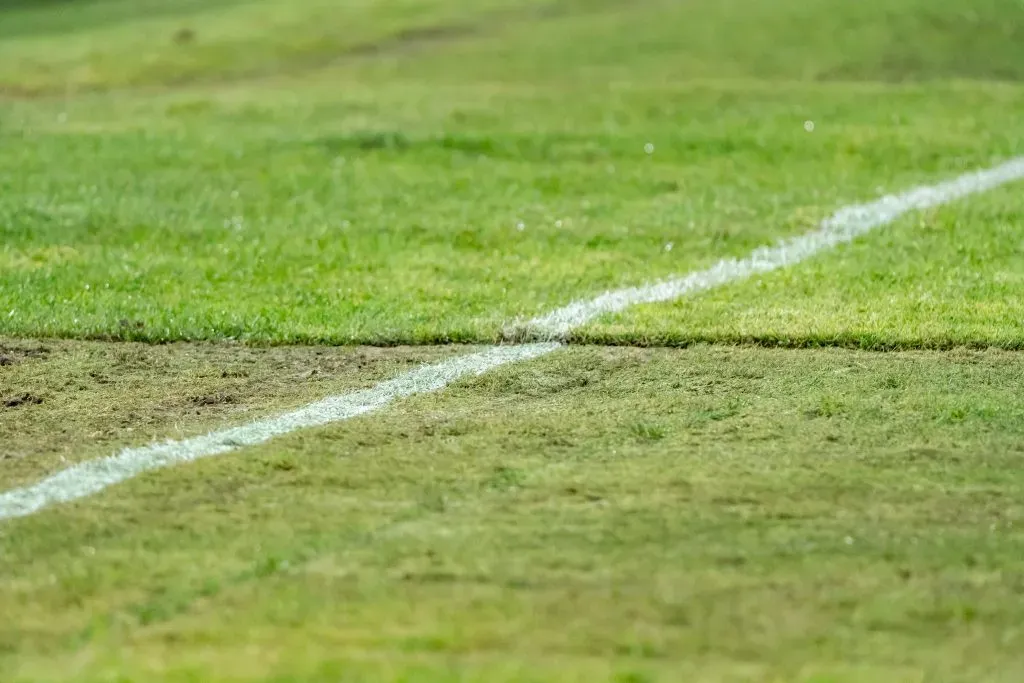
[{"x1": 1, "y1": 0, "x2": 1023, "y2": 681}]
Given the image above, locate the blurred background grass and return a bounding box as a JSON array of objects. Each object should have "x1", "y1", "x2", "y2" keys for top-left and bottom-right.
[{"x1": 1, "y1": 0, "x2": 1022, "y2": 96}]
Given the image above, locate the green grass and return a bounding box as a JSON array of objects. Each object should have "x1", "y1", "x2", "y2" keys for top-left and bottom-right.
[
  {"x1": 2, "y1": 345, "x2": 1024, "y2": 682},
  {"x1": 1, "y1": 0, "x2": 1023, "y2": 345},
  {"x1": 578, "y1": 184, "x2": 1024, "y2": 348},
  {"x1": 0, "y1": 0, "x2": 555, "y2": 93},
  {"x1": 2, "y1": 0, "x2": 1022, "y2": 92},
  {"x1": 0, "y1": 339, "x2": 458, "y2": 486},
  {"x1": 3, "y1": 1, "x2": 1024, "y2": 680}
]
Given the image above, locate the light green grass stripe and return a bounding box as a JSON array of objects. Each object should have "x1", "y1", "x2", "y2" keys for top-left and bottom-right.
[
  {"x1": 3, "y1": 157, "x2": 1023, "y2": 521},
  {"x1": 525, "y1": 156, "x2": 1024, "y2": 337}
]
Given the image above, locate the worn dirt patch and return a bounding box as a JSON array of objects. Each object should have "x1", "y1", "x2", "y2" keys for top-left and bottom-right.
[
  {"x1": 0, "y1": 338, "x2": 466, "y2": 489},
  {"x1": 0, "y1": 342, "x2": 50, "y2": 366},
  {"x1": 2, "y1": 393, "x2": 43, "y2": 409},
  {"x1": 189, "y1": 391, "x2": 237, "y2": 407}
]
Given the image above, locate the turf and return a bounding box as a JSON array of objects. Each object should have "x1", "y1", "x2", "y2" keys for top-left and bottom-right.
[
  {"x1": 3, "y1": 1, "x2": 1024, "y2": 680},
  {"x1": 0, "y1": 0, "x2": 555, "y2": 93},
  {"x1": 1, "y1": 0, "x2": 1023, "y2": 344},
  {"x1": 0, "y1": 339, "x2": 458, "y2": 487},
  {"x1": 2, "y1": 0, "x2": 1022, "y2": 92},
  {"x1": 577, "y1": 184, "x2": 1024, "y2": 348},
  {"x1": 2, "y1": 346, "x2": 1023, "y2": 682}
]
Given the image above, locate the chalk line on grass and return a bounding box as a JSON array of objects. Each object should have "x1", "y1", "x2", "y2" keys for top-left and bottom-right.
[
  {"x1": 528, "y1": 156, "x2": 1024, "y2": 337},
  {"x1": 2, "y1": 156, "x2": 1023, "y2": 521},
  {"x1": 0, "y1": 343, "x2": 559, "y2": 520}
]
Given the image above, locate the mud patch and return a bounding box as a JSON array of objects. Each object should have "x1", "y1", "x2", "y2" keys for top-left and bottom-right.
[
  {"x1": 2, "y1": 393, "x2": 43, "y2": 409},
  {"x1": 190, "y1": 392, "x2": 237, "y2": 407},
  {"x1": 0, "y1": 342, "x2": 50, "y2": 366}
]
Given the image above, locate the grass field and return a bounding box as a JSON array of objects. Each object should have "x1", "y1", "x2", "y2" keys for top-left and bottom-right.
[{"x1": 2, "y1": 0, "x2": 1023, "y2": 681}]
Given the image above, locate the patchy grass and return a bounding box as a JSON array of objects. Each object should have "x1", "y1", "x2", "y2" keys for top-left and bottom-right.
[
  {"x1": 0, "y1": 338, "x2": 459, "y2": 487},
  {"x1": 2, "y1": 346, "x2": 1024, "y2": 682},
  {"x1": 2, "y1": 1, "x2": 1023, "y2": 680}
]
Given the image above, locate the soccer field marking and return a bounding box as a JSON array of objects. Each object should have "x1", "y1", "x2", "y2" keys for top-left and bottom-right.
[
  {"x1": 2, "y1": 157, "x2": 1023, "y2": 522},
  {"x1": 0, "y1": 343, "x2": 560, "y2": 520},
  {"x1": 527, "y1": 156, "x2": 1024, "y2": 337}
]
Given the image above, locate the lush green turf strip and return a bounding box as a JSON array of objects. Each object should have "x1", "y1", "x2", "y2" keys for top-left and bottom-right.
[
  {"x1": 2, "y1": 346, "x2": 1023, "y2": 682},
  {"x1": 1, "y1": 0, "x2": 1023, "y2": 344},
  {"x1": 579, "y1": 185, "x2": 1024, "y2": 348}
]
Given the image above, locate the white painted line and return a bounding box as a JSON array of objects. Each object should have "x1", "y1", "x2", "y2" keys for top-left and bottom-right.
[
  {"x1": 527, "y1": 156, "x2": 1024, "y2": 337},
  {"x1": 2, "y1": 157, "x2": 1023, "y2": 521},
  {"x1": 0, "y1": 343, "x2": 560, "y2": 520}
]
